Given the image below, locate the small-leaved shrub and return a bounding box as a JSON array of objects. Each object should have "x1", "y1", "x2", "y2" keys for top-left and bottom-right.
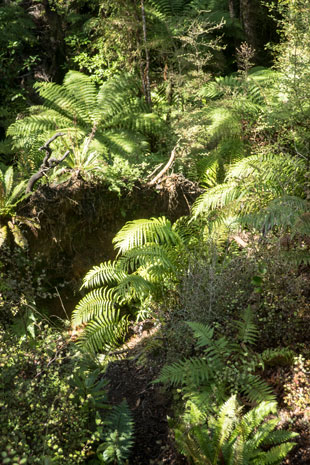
[{"x1": 0, "y1": 324, "x2": 100, "y2": 464}]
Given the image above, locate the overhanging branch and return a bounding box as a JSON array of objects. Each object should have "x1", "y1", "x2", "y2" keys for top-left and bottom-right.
[{"x1": 26, "y1": 133, "x2": 70, "y2": 193}]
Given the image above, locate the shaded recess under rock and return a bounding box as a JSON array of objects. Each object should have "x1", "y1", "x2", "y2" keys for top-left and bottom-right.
[{"x1": 17, "y1": 173, "x2": 200, "y2": 317}]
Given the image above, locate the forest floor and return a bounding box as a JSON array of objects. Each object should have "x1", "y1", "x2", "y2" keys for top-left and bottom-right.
[
  {"x1": 106, "y1": 325, "x2": 187, "y2": 465},
  {"x1": 105, "y1": 323, "x2": 310, "y2": 465}
]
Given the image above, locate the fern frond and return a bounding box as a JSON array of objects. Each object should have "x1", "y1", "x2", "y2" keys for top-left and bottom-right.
[
  {"x1": 99, "y1": 400, "x2": 134, "y2": 465},
  {"x1": 81, "y1": 261, "x2": 126, "y2": 289},
  {"x1": 157, "y1": 358, "x2": 211, "y2": 387},
  {"x1": 119, "y1": 244, "x2": 176, "y2": 273},
  {"x1": 260, "y1": 429, "x2": 299, "y2": 447},
  {"x1": 113, "y1": 216, "x2": 180, "y2": 253},
  {"x1": 234, "y1": 401, "x2": 277, "y2": 442},
  {"x1": 260, "y1": 348, "x2": 295, "y2": 365},
  {"x1": 234, "y1": 306, "x2": 258, "y2": 345},
  {"x1": 253, "y1": 442, "x2": 297, "y2": 465},
  {"x1": 77, "y1": 311, "x2": 128, "y2": 352},
  {"x1": 8, "y1": 180, "x2": 27, "y2": 205},
  {"x1": 72, "y1": 288, "x2": 118, "y2": 328},
  {"x1": 212, "y1": 395, "x2": 238, "y2": 463},
  {"x1": 114, "y1": 274, "x2": 154, "y2": 302},
  {"x1": 238, "y1": 196, "x2": 308, "y2": 232},
  {"x1": 192, "y1": 180, "x2": 239, "y2": 218},
  {"x1": 150, "y1": 0, "x2": 193, "y2": 17},
  {"x1": 4, "y1": 166, "x2": 13, "y2": 197},
  {"x1": 186, "y1": 321, "x2": 214, "y2": 348},
  {"x1": 63, "y1": 70, "x2": 99, "y2": 124},
  {"x1": 242, "y1": 374, "x2": 275, "y2": 404}
]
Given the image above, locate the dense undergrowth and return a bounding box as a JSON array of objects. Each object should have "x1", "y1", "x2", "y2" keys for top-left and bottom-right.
[{"x1": 1, "y1": 0, "x2": 310, "y2": 464}]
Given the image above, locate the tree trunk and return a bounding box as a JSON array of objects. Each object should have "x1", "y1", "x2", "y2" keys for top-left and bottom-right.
[
  {"x1": 42, "y1": 0, "x2": 66, "y2": 82},
  {"x1": 141, "y1": 0, "x2": 152, "y2": 108},
  {"x1": 239, "y1": 0, "x2": 259, "y2": 50},
  {"x1": 228, "y1": 0, "x2": 240, "y2": 20}
]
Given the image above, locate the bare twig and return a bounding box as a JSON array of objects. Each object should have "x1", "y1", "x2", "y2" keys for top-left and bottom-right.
[
  {"x1": 26, "y1": 133, "x2": 70, "y2": 193},
  {"x1": 146, "y1": 163, "x2": 164, "y2": 180},
  {"x1": 148, "y1": 138, "x2": 181, "y2": 186}
]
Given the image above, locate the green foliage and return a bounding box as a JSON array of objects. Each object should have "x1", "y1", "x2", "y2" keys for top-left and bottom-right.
[
  {"x1": 72, "y1": 216, "x2": 185, "y2": 352},
  {"x1": 0, "y1": 4, "x2": 37, "y2": 129},
  {"x1": 0, "y1": 165, "x2": 26, "y2": 217},
  {"x1": 193, "y1": 67, "x2": 281, "y2": 186},
  {"x1": 0, "y1": 165, "x2": 40, "y2": 248},
  {"x1": 97, "y1": 400, "x2": 134, "y2": 464},
  {"x1": 272, "y1": 0, "x2": 310, "y2": 153},
  {"x1": 157, "y1": 307, "x2": 295, "y2": 405},
  {"x1": 174, "y1": 395, "x2": 298, "y2": 465},
  {"x1": 0, "y1": 325, "x2": 101, "y2": 464},
  {"x1": 7, "y1": 71, "x2": 162, "y2": 185},
  {"x1": 149, "y1": 0, "x2": 193, "y2": 17},
  {"x1": 193, "y1": 153, "x2": 307, "y2": 230}
]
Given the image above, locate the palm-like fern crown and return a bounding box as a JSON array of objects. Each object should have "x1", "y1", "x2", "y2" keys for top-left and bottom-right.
[
  {"x1": 193, "y1": 152, "x2": 308, "y2": 233},
  {"x1": 7, "y1": 71, "x2": 163, "y2": 175},
  {"x1": 195, "y1": 67, "x2": 280, "y2": 186},
  {"x1": 150, "y1": 0, "x2": 193, "y2": 17}
]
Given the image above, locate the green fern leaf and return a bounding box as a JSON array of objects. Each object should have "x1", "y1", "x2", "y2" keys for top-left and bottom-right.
[
  {"x1": 253, "y1": 442, "x2": 297, "y2": 465},
  {"x1": 77, "y1": 311, "x2": 128, "y2": 352},
  {"x1": 81, "y1": 261, "x2": 127, "y2": 289},
  {"x1": 242, "y1": 374, "x2": 275, "y2": 404},
  {"x1": 72, "y1": 288, "x2": 117, "y2": 328},
  {"x1": 98, "y1": 400, "x2": 134, "y2": 465},
  {"x1": 234, "y1": 306, "x2": 258, "y2": 345},
  {"x1": 113, "y1": 216, "x2": 180, "y2": 253},
  {"x1": 186, "y1": 321, "x2": 214, "y2": 347}
]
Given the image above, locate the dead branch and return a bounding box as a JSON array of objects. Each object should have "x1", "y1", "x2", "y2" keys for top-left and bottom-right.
[
  {"x1": 26, "y1": 133, "x2": 70, "y2": 193},
  {"x1": 148, "y1": 138, "x2": 181, "y2": 186}
]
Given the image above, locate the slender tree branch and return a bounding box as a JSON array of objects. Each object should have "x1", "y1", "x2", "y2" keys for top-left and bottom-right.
[
  {"x1": 148, "y1": 139, "x2": 181, "y2": 186},
  {"x1": 26, "y1": 133, "x2": 70, "y2": 193}
]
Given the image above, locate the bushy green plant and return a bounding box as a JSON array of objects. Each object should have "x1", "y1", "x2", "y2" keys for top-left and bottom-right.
[
  {"x1": 72, "y1": 216, "x2": 187, "y2": 352},
  {"x1": 0, "y1": 322, "x2": 135, "y2": 465},
  {"x1": 96, "y1": 400, "x2": 134, "y2": 464},
  {"x1": 6, "y1": 71, "x2": 162, "y2": 185},
  {"x1": 0, "y1": 325, "x2": 100, "y2": 464},
  {"x1": 173, "y1": 395, "x2": 298, "y2": 465},
  {"x1": 157, "y1": 307, "x2": 294, "y2": 405}
]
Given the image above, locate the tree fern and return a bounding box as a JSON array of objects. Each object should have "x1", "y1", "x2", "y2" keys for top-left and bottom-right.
[
  {"x1": 173, "y1": 395, "x2": 297, "y2": 465},
  {"x1": 7, "y1": 71, "x2": 163, "y2": 183},
  {"x1": 150, "y1": 0, "x2": 193, "y2": 18},
  {"x1": 193, "y1": 67, "x2": 283, "y2": 188},
  {"x1": 192, "y1": 153, "x2": 307, "y2": 231},
  {"x1": 72, "y1": 216, "x2": 187, "y2": 352}
]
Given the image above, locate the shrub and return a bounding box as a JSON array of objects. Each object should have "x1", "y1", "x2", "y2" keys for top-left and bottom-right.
[{"x1": 0, "y1": 325, "x2": 100, "y2": 464}]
